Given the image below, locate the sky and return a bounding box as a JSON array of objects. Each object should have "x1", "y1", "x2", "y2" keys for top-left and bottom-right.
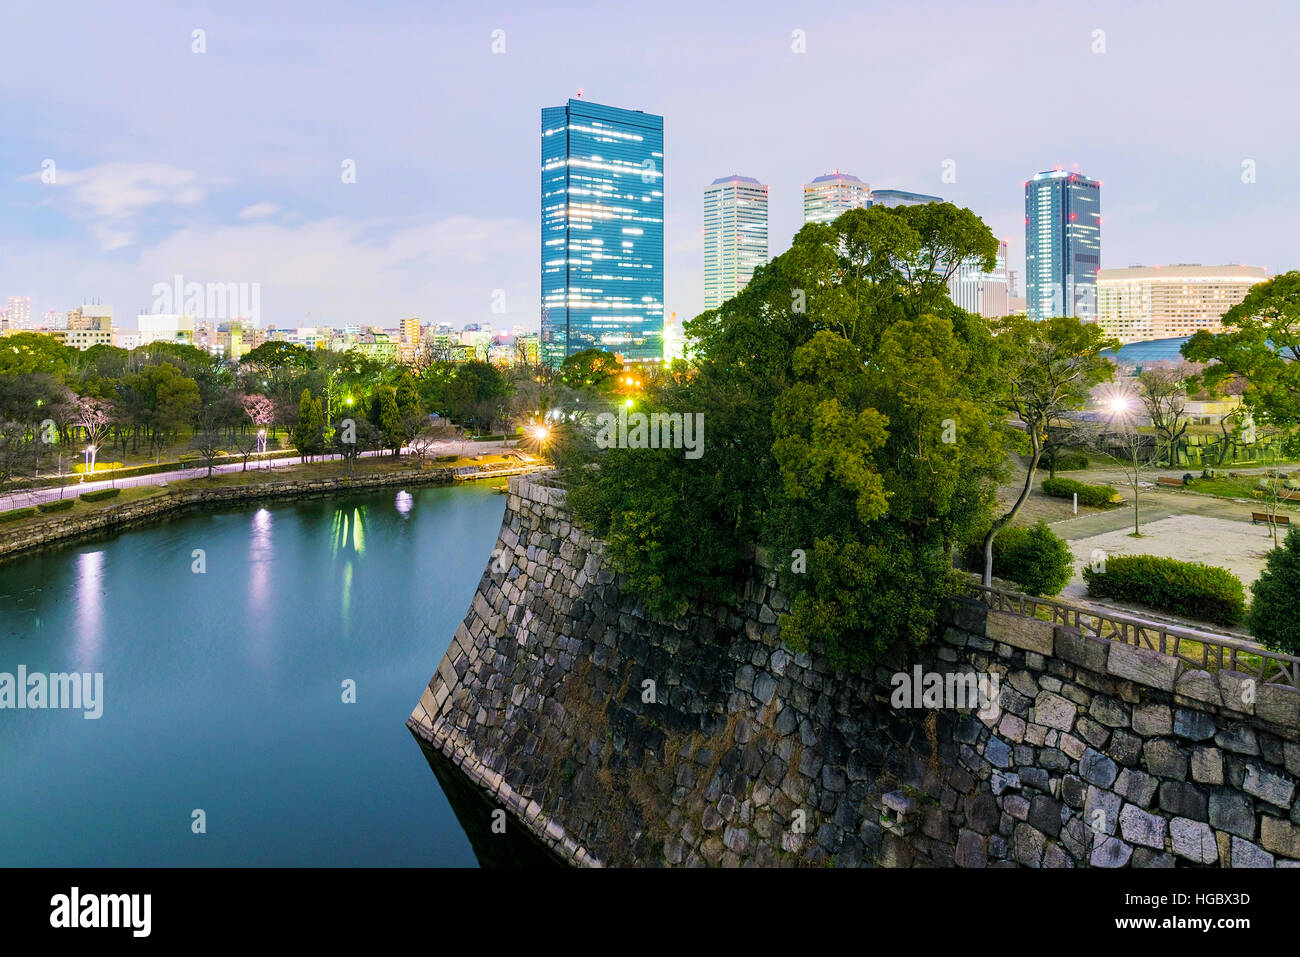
[{"x1": 2, "y1": 0, "x2": 1298, "y2": 332}]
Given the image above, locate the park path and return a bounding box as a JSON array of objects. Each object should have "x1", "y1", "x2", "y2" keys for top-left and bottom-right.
[{"x1": 1, "y1": 437, "x2": 511, "y2": 512}]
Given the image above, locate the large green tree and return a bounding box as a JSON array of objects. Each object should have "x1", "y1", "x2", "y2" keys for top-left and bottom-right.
[
  {"x1": 1183, "y1": 271, "x2": 1300, "y2": 425},
  {"x1": 566, "y1": 202, "x2": 1012, "y2": 669}
]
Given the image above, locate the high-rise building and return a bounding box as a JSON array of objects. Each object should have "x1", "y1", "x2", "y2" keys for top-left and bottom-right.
[
  {"x1": 7, "y1": 296, "x2": 31, "y2": 329},
  {"x1": 1024, "y1": 169, "x2": 1101, "y2": 320},
  {"x1": 1095, "y1": 264, "x2": 1268, "y2": 344},
  {"x1": 401, "y1": 317, "x2": 422, "y2": 347},
  {"x1": 948, "y1": 240, "x2": 1010, "y2": 318},
  {"x1": 703, "y1": 175, "x2": 769, "y2": 311},
  {"x1": 869, "y1": 189, "x2": 943, "y2": 208},
  {"x1": 137, "y1": 313, "x2": 196, "y2": 345},
  {"x1": 541, "y1": 98, "x2": 664, "y2": 366},
  {"x1": 803, "y1": 171, "x2": 870, "y2": 224}
]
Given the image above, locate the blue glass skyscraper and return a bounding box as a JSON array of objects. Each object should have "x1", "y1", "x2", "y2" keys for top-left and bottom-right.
[
  {"x1": 541, "y1": 98, "x2": 664, "y2": 366},
  {"x1": 1024, "y1": 169, "x2": 1101, "y2": 320}
]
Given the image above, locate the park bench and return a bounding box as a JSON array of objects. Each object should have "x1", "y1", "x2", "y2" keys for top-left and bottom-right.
[
  {"x1": 1156, "y1": 476, "x2": 1184, "y2": 488},
  {"x1": 1251, "y1": 512, "x2": 1291, "y2": 527}
]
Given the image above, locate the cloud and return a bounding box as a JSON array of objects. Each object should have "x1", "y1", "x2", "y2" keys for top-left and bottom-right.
[
  {"x1": 21, "y1": 162, "x2": 205, "y2": 250},
  {"x1": 238, "y1": 203, "x2": 280, "y2": 220}
]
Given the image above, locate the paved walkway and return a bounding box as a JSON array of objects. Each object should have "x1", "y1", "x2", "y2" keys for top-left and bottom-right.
[{"x1": 1, "y1": 437, "x2": 512, "y2": 511}]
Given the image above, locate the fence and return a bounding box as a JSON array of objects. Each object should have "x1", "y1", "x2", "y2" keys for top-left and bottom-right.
[{"x1": 966, "y1": 582, "x2": 1300, "y2": 692}]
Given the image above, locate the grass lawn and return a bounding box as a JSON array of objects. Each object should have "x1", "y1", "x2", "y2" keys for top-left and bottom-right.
[{"x1": 1177, "y1": 475, "x2": 1300, "y2": 509}]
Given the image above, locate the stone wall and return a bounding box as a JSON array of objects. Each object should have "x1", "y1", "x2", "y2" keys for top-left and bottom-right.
[
  {"x1": 407, "y1": 477, "x2": 1300, "y2": 867},
  {"x1": 0, "y1": 465, "x2": 532, "y2": 562}
]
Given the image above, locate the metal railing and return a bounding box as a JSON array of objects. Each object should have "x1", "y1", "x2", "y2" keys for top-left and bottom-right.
[{"x1": 966, "y1": 582, "x2": 1300, "y2": 692}]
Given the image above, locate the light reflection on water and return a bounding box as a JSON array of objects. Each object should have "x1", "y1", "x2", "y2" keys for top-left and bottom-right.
[{"x1": 0, "y1": 483, "x2": 505, "y2": 866}]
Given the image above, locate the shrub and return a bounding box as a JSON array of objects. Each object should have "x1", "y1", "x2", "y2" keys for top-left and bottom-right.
[
  {"x1": 471, "y1": 434, "x2": 505, "y2": 442},
  {"x1": 1041, "y1": 476, "x2": 1120, "y2": 508},
  {"x1": 36, "y1": 498, "x2": 76, "y2": 513},
  {"x1": 1202, "y1": 468, "x2": 1218, "y2": 479},
  {"x1": 1083, "y1": 555, "x2": 1246, "y2": 626},
  {"x1": 434, "y1": 454, "x2": 458, "y2": 463},
  {"x1": 80, "y1": 487, "x2": 121, "y2": 502},
  {"x1": 1051, "y1": 450, "x2": 1090, "y2": 471},
  {"x1": 1246, "y1": 528, "x2": 1300, "y2": 654},
  {"x1": 0, "y1": 507, "x2": 38, "y2": 523},
  {"x1": 1182, "y1": 473, "x2": 1194, "y2": 486},
  {"x1": 987, "y1": 520, "x2": 1074, "y2": 597}
]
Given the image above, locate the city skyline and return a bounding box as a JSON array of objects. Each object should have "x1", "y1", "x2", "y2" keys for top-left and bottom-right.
[{"x1": 3, "y1": 1, "x2": 1298, "y2": 332}]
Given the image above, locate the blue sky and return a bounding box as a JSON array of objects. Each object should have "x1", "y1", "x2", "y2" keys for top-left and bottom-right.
[{"x1": 2, "y1": 0, "x2": 1297, "y2": 330}]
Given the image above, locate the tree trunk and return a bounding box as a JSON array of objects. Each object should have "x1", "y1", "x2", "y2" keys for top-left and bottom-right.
[{"x1": 983, "y1": 442, "x2": 1043, "y2": 588}]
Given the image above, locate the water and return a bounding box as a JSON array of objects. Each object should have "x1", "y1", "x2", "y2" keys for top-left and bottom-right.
[{"x1": 0, "y1": 483, "x2": 508, "y2": 867}]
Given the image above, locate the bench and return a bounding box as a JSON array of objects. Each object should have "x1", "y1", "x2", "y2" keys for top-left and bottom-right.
[
  {"x1": 1156, "y1": 477, "x2": 1184, "y2": 488},
  {"x1": 1252, "y1": 512, "x2": 1291, "y2": 526}
]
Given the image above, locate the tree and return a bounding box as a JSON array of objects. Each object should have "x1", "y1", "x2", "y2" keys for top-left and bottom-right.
[
  {"x1": 980, "y1": 316, "x2": 1117, "y2": 586},
  {"x1": 1136, "y1": 365, "x2": 1191, "y2": 465},
  {"x1": 1183, "y1": 271, "x2": 1300, "y2": 426},
  {"x1": 559, "y1": 349, "x2": 622, "y2": 393},
  {"x1": 567, "y1": 202, "x2": 1011, "y2": 669},
  {"x1": 1090, "y1": 417, "x2": 1160, "y2": 537},
  {"x1": 1246, "y1": 526, "x2": 1300, "y2": 654},
  {"x1": 291, "y1": 388, "x2": 325, "y2": 462}
]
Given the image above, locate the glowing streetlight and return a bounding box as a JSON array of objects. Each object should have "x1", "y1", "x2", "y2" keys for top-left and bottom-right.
[{"x1": 1108, "y1": 396, "x2": 1131, "y2": 414}]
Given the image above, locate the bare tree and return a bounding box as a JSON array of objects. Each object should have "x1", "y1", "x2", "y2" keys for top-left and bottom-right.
[{"x1": 1136, "y1": 365, "x2": 1191, "y2": 466}]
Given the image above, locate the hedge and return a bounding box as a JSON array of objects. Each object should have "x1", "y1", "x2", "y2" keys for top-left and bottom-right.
[
  {"x1": 1247, "y1": 527, "x2": 1300, "y2": 654},
  {"x1": 434, "y1": 454, "x2": 459, "y2": 463},
  {"x1": 80, "y1": 487, "x2": 122, "y2": 502},
  {"x1": 0, "y1": 507, "x2": 38, "y2": 524},
  {"x1": 1042, "y1": 476, "x2": 1120, "y2": 508},
  {"x1": 1050, "y1": 450, "x2": 1090, "y2": 471},
  {"x1": 1082, "y1": 554, "x2": 1246, "y2": 626},
  {"x1": 36, "y1": 498, "x2": 76, "y2": 513}
]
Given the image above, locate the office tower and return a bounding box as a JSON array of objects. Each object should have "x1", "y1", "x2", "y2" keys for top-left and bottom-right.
[
  {"x1": 703, "y1": 175, "x2": 769, "y2": 310},
  {"x1": 869, "y1": 189, "x2": 943, "y2": 208},
  {"x1": 948, "y1": 240, "x2": 1010, "y2": 318},
  {"x1": 7, "y1": 296, "x2": 31, "y2": 329},
  {"x1": 401, "y1": 317, "x2": 422, "y2": 347},
  {"x1": 803, "y1": 171, "x2": 870, "y2": 224},
  {"x1": 541, "y1": 97, "x2": 664, "y2": 365},
  {"x1": 1024, "y1": 169, "x2": 1101, "y2": 320},
  {"x1": 1095, "y1": 264, "x2": 1268, "y2": 344}
]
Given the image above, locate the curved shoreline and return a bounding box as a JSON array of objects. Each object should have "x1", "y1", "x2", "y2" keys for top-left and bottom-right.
[{"x1": 0, "y1": 463, "x2": 547, "y2": 564}]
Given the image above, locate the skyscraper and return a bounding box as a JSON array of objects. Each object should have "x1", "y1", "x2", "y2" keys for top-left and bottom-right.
[
  {"x1": 948, "y1": 240, "x2": 1010, "y2": 318},
  {"x1": 869, "y1": 189, "x2": 943, "y2": 208},
  {"x1": 703, "y1": 175, "x2": 769, "y2": 310},
  {"x1": 6, "y1": 296, "x2": 31, "y2": 329},
  {"x1": 803, "y1": 171, "x2": 870, "y2": 224},
  {"x1": 1024, "y1": 169, "x2": 1101, "y2": 320},
  {"x1": 541, "y1": 98, "x2": 664, "y2": 366}
]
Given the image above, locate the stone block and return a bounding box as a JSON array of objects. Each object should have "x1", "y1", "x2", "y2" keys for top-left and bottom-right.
[
  {"x1": 1172, "y1": 708, "x2": 1216, "y2": 741},
  {"x1": 985, "y1": 610, "x2": 1055, "y2": 656},
  {"x1": 1170, "y1": 818, "x2": 1218, "y2": 864},
  {"x1": 1132, "y1": 703, "x2": 1172, "y2": 737},
  {"x1": 1109, "y1": 643, "x2": 1183, "y2": 692},
  {"x1": 1120, "y1": 804, "x2": 1167, "y2": 849},
  {"x1": 1033, "y1": 690, "x2": 1078, "y2": 732},
  {"x1": 1261, "y1": 816, "x2": 1300, "y2": 859},
  {"x1": 1257, "y1": 684, "x2": 1300, "y2": 727},
  {"x1": 1242, "y1": 762, "x2": 1295, "y2": 809},
  {"x1": 1055, "y1": 627, "x2": 1110, "y2": 673},
  {"x1": 1230, "y1": 836, "x2": 1274, "y2": 868}
]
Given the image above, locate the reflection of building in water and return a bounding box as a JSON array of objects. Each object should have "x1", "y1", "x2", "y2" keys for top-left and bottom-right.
[{"x1": 331, "y1": 506, "x2": 367, "y2": 557}]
